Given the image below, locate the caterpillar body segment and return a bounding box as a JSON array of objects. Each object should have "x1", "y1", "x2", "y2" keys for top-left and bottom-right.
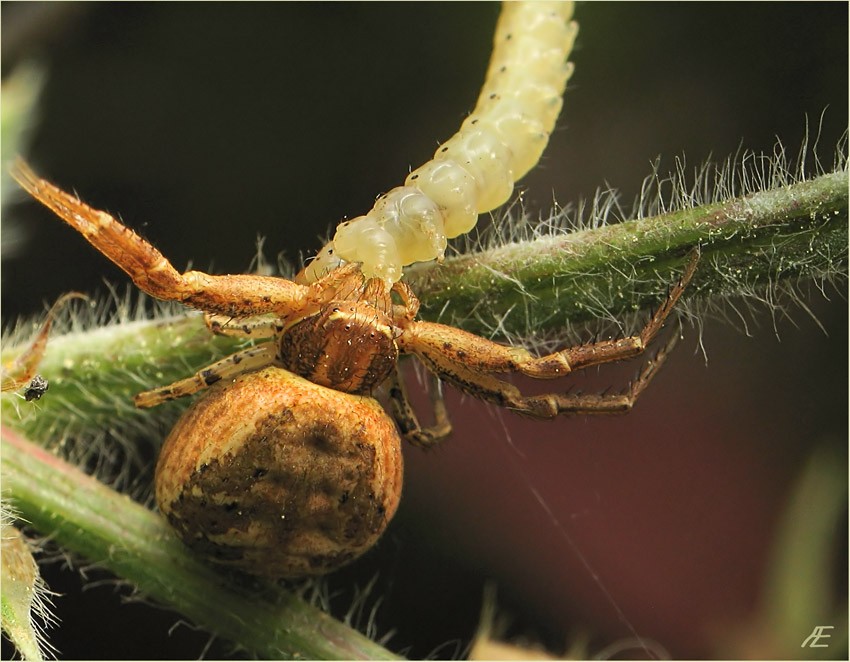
[{"x1": 298, "y1": 1, "x2": 577, "y2": 285}]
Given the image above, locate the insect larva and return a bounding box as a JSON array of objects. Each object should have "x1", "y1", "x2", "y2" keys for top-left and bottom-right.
[{"x1": 298, "y1": 1, "x2": 578, "y2": 284}]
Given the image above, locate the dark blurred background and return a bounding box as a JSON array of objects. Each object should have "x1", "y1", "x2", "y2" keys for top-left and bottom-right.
[{"x1": 2, "y1": 2, "x2": 847, "y2": 659}]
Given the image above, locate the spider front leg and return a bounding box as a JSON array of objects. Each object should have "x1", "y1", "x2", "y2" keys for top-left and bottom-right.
[
  {"x1": 134, "y1": 342, "x2": 277, "y2": 408},
  {"x1": 518, "y1": 328, "x2": 682, "y2": 417},
  {"x1": 11, "y1": 159, "x2": 312, "y2": 318}
]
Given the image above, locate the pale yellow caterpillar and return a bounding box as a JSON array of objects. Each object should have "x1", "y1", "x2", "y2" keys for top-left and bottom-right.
[{"x1": 297, "y1": 1, "x2": 578, "y2": 285}]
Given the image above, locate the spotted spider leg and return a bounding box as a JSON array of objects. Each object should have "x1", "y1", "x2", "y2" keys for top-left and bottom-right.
[
  {"x1": 387, "y1": 368, "x2": 452, "y2": 448},
  {"x1": 133, "y1": 313, "x2": 287, "y2": 408},
  {"x1": 10, "y1": 158, "x2": 318, "y2": 320},
  {"x1": 204, "y1": 313, "x2": 281, "y2": 339},
  {"x1": 134, "y1": 342, "x2": 278, "y2": 408},
  {"x1": 396, "y1": 250, "x2": 699, "y2": 432},
  {"x1": 299, "y1": 1, "x2": 578, "y2": 284}
]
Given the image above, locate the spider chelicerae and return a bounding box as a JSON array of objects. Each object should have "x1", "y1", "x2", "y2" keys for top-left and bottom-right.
[{"x1": 11, "y1": 158, "x2": 698, "y2": 577}]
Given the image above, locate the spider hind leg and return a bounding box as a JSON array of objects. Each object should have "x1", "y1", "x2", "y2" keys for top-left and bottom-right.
[
  {"x1": 400, "y1": 249, "x2": 698, "y2": 420},
  {"x1": 507, "y1": 327, "x2": 682, "y2": 417},
  {"x1": 387, "y1": 367, "x2": 452, "y2": 448}
]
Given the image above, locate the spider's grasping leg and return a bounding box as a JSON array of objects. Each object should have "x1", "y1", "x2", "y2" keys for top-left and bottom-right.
[
  {"x1": 11, "y1": 159, "x2": 311, "y2": 318},
  {"x1": 399, "y1": 249, "x2": 698, "y2": 381},
  {"x1": 399, "y1": 251, "x2": 698, "y2": 419},
  {"x1": 510, "y1": 328, "x2": 683, "y2": 417},
  {"x1": 409, "y1": 327, "x2": 681, "y2": 419},
  {"x1": 134, "y1": 342, "x2": 277, "y2": 408}
]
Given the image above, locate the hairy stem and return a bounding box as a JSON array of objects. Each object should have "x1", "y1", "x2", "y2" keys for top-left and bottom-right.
[{"x1": 408, "y1": 169, "x2": 848, "y2": 336}]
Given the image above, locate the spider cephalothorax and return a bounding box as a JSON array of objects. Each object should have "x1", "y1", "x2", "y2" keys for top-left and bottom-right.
[
  {"x1": 12, "y1": 160, "x2": 697, "y2": 577},
  {"x1": 275, "y1": 276, "x2": 400, "y2": 395}
]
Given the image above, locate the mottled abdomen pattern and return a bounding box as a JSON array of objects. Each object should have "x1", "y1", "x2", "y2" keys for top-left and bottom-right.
[
  {"x1": 155, "y1": 367, "x2": 403, "y2": 578},
  {"x1": 300, "y1": 1, "x2": 578, "y2": 284}
]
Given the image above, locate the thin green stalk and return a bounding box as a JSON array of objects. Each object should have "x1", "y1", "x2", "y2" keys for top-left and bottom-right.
[
  {"x1": 408, "y1": 170, "x2": 848, "y2": 336},
  {"x1": 1, "y1": 427, "x2": 399, "y2": 660}
]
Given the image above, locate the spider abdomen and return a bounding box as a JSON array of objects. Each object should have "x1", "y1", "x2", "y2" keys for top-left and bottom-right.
[{"x1": 155, "y1": 367, "x2": 403, "y2": 578}]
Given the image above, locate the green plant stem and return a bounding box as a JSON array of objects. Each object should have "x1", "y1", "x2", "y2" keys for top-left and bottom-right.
[
  {"x1": 1, "y1": 426, "x2": 400, "y2": 660},
  {"x1": 408, "y1": 170, "x2": 848, "y2": 335}
]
